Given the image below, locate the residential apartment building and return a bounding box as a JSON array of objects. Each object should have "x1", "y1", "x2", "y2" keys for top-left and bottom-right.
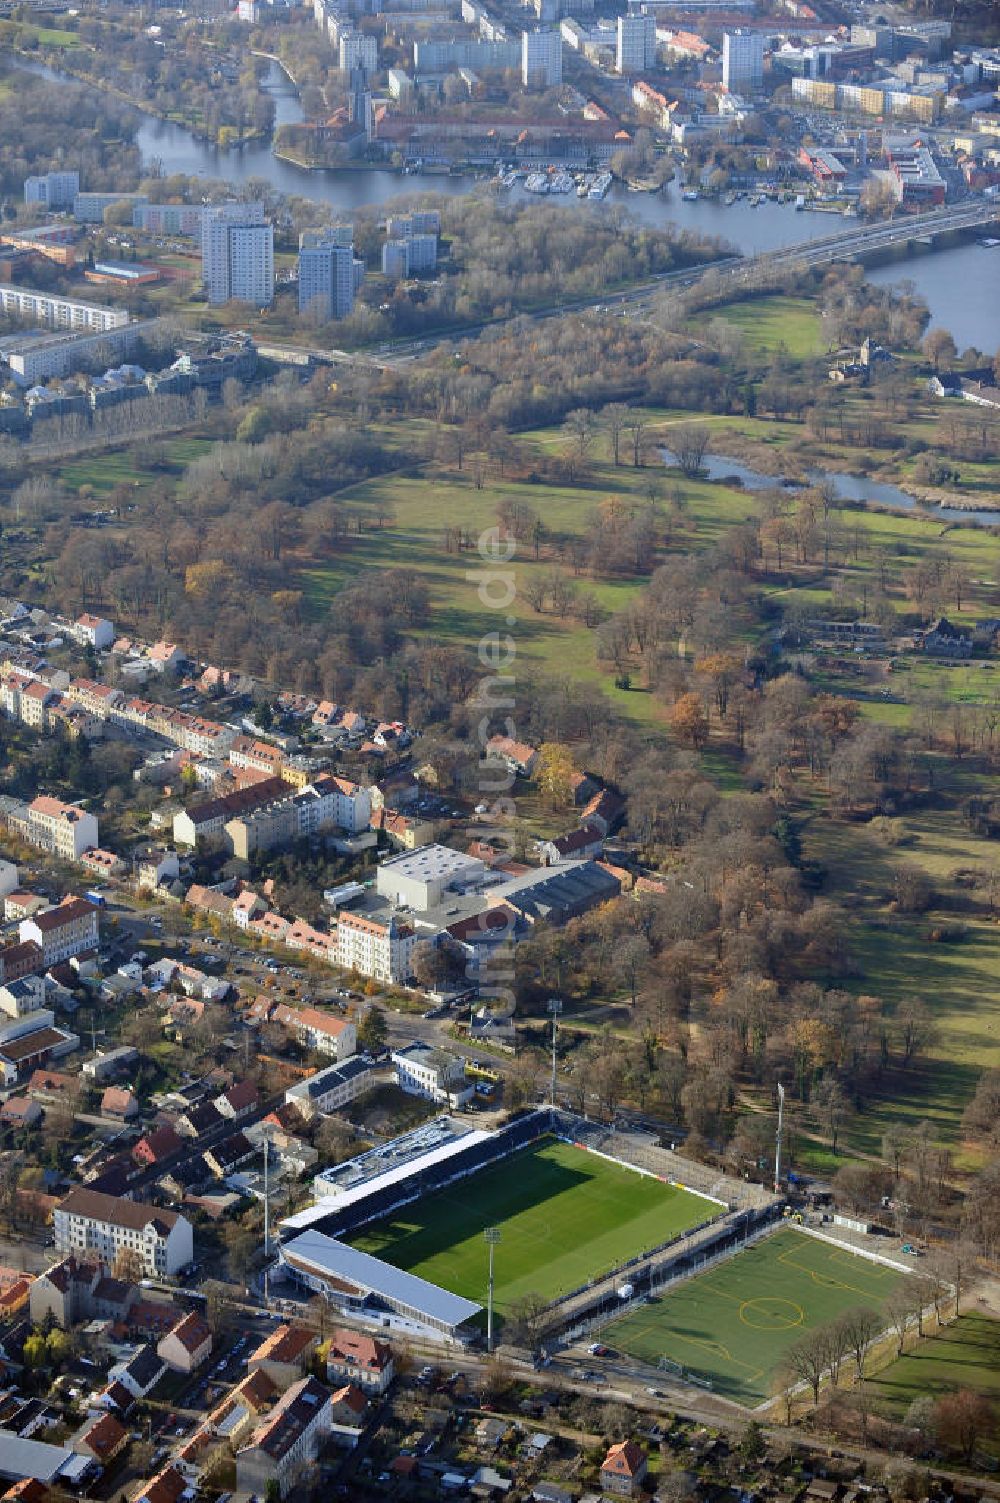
[
  {"x1": 381, "y1": 239, "x2": 411, "y2": 280},
  {"x1": 172, "y1": 776, "x2": 289, "y2": 845},
  {"x1": 24, "y1": 171, "x2": 80, "y2": 210},
  {"x1": 298, "y1": 238, "x2": 357, "y2": 320},
  {"x1": 326, "y1": 1328, "x2": 394, "y2": 1395},
  {"x1": 53, "y1": 1189, "x2": 193, "y2": 1276},
  {"x1": 274, "y1": 1004, "x2": 357, "y2": 1062},
  {"x1": 235, "y1": 1375, "x2": 331, "y2": 1499},
  {"x1": 73, "y1": 614, "x2": 115, "y2": 651},
  {"x1": 385, "y1": 211, "x2": 441, "y2": 241},
  {"x1": 246, "y1": 1323, "x2": 319, "y2": 1389},
  {"x1": 406, "y1": 234, "x2": 438, "y2": 272},
  {"x1": 0, "y1": 975, "x2": 46, "y2": 1026},
  {"x1": 414, "y1": 37, "x2": 520, "y2": 72},
  {"x1": 133, "y1": 202, "x2": 207, "y2": 237},
  {"x1": 391, "y1": 1042, "x2": 473, "y2": 1106},
  {"x1": 229, "y1": 735, "x2": 287, "y2": 776},
  {"x1": 22, "y1": 797, "x2": 99, "y2": 860},
  {"x1": 202, "y1": 206, "x2": 274, "y2": 308},
  {"x1": 157, "y1": 1312, "x2": 212, "y2": 1374},
  {"x1": 74, "y1": 191, "x2": 148, "y2": 223},
  {"x1": 296, "y1": 774, "x2": 371, "y2": 834},
  {"x1": 226, "y1": 802, "x2": 297, "y2": 862},
  {"x1": 29, "y1": 1254, "x2": 135, "y2": 1329},
  {"x1": 335, "y1": 911, "x2": 414, "y2": 984},
  {"x1": 722, "y1": 29, "x2": 764, "y2": 93},
  {"x1": 3, "y1": 321, "x2": 149, "y2": 384},
  {"x1": 0, "y1": 286, "x2": 129, "y2": 335},
  {"x1": 284, "y1": 1056, "x2": 373, "y2": 1119},
  {"x1": 339, "y1": 29, "x2": 377, "y2": 73},
  {"x1": 616, "y1": 11, "x2": 656, "y2": 73},
  {"x1": 522, "y1": 27, "x2": 563, "y2": 87}
]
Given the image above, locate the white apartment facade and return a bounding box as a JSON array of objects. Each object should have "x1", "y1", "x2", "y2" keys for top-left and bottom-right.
[
  {"x1": 0, "y1": 285, "x2": 129, "y2": 334},
  {"x1": 202, "y1": 206, "x2": 273, "y2": 307},
  {"x1": 24, "y1": 171, "x2": 80, "y2": 210},
  {"x1": 522, "y1": 26, "x2": 562, "y2": 86},
  {"x1": 392, "y1": 1042, "x2": 473, "y2": 1106},
  {"x1": 20, "y1": 897, "x2": 100, "y2": 965},
  {"x1": 722, "y1": 28, "x2": 764, "y2": 93},
  {"x1": 298, "y1": 240, "x2": 356, "y2": 320},
  {"x1": 339, "y1": 30, "x2": 378, "y2": 72},
  {"x1": 236, "y1": 1375, "x2": 332, "y2": 1499},
  {"x1": 73, "y1": 614, "x2": 115, "y2": 651},
  {"x1": 54, "y1": 1188, "x2": 193, "y2": 1276},
  {"x1": 616, "y1": 11, "x2": 657, "y2": 73},
  {"x1": 24, "y1": 796, "x2": 99, "y2": 859},
  {"x1": 276, "y1": 1005, "x2": 357, "y2": 1062},
  {"x1": 336, "y1": 911, "x2": 414, "y2": 984}
]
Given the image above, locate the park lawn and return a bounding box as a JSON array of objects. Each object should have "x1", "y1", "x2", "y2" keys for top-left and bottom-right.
[
  {"x1": 348, "y1": 1138, "x2": 711, "y2": 1320},
  {"x1": 298, "y1": 408, "x2": 1000, "y2": 733},
  {"x1": 800, "y1": 809, "x2": 1000, "y2": 1152},
  {"x1": 711, "y1": 296, "x2": 827, "y2": 359},
  {"x1": 57, "y1": 438, "x2": 215, "y2": 496},
  {"x1": 870, "y1": 1313, "x2": 1000, "y2": 1454},
  {"x1": 0, "y1": 19, "x2": 78, "y2": 44},
  {"x1": 606, "y1": 1228, "x2": 906, "y2": 1406},
  {"x1": 299, "y1": 465, "x2": 673, "y2": 726}
]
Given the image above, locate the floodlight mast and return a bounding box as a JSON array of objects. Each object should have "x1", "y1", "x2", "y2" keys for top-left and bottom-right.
[
  {"x1": 774, "y1": 1081, "x2": 785, "y2": 1194},
  {"x1": 262, "y1": 1126, "x2": 272, "y2": 1303},
  {"x1": 484, "y1": 1226, "x2": 501, "y2": 1353},
  {"x1": 547, "y1": 999, "x2": 562, "y2": 1108}
]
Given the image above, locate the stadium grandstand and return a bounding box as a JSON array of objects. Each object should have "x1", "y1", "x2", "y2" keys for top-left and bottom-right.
[
  {"x1": 282, "y1": 1109, "x2": 555, "y2": 1242},
  {"x1": 280, "y1": 1228, "x2": 483, "y2": 1339}
]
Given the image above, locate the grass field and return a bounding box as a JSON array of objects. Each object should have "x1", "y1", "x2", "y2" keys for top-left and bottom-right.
[
  {"x1": 799, "y1": 805, "x2": 1000, "y2": 1155},
  {"x1": 711, "y1": 295, "x2": 827, "y2": 358},
  {"x1": 348, "y1": 1138, "x2": 712, "y2": 1321},
  {"x1": 605, "y1": 1229, "x2": 906, "y2": 1405},
  {"x1": 870, "y1": 1313, "x2": 1000, "y2": 1450},
  {"x1": 0, "y1": 18, "x2": 78, "y2": 44}
]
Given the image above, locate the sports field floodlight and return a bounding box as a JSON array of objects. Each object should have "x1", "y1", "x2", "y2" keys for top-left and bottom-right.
[
  {"x1": 484, "y1": 1226, "x2": 502, "y2": 1353},
  {"x1": 774, "y1": 1081, "x2": 785, "y2": 1195},
  {"x1": 262, "y1": 1124, "x2": 274, "y2": 1302},
  {"x1": 547, "y1": 999, "x2": 562, "y2": 1108}
]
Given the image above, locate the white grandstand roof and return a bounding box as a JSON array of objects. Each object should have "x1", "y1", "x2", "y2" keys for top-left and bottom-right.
[
  {"x1": 281, "y1": 1228, "x2": 483, "y2": 1329},
  {"x1": 284, "y1": 1126, "x2": 492, "y2": 1232}
]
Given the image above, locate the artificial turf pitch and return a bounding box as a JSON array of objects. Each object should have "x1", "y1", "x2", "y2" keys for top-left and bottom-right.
[
  {"x1": 605, "y1": 1228, "x2": 907, "y2": 1405},
  {"x1": 348, "y1": 1138, "x2": 712, "y2": 1320}
]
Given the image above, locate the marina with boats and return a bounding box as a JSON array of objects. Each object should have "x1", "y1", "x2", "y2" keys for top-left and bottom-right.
[{"x1": 500, "y1": 167, "x2": 613, "y2": 198}]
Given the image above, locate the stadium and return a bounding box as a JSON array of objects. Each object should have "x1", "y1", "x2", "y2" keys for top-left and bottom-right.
[{"x1": 276, "y1": 1108, "x2": 773, "y2": 1344}]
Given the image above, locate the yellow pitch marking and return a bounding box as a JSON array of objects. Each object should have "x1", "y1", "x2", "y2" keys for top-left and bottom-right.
[{"x1": 739, "y1": 1297, "x2": 805, "y2": 1331}]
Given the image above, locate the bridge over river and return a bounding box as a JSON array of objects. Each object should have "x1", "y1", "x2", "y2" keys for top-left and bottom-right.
[{"x1": 262, "y1": 198, "x2": 1000, "y2": 370}]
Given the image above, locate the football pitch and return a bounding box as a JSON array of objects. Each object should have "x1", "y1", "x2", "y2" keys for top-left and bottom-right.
[
  {"x1": 348, "y1": 1138, "x2": 713, "y2": 1320},
  {"x1": 606, "y1": 1229, "x2": 907, "y2": 1405}
]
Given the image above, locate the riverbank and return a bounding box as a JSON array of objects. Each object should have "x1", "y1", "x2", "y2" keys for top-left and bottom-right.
[
  {"x1": 661, "y1": 422, "x2": 1000, "y2": 527},
  {"x1": 8, "y1": 45, "x2": 270, "y2": 150}
]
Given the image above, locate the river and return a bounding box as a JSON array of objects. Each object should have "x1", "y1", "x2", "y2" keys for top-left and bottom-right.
[
  {"x1": 659, "y1": 447, "x2": 999, "y2": 527},
  {"x1": 13, "y1": 55, "x2": 1000, "y2": 348}
]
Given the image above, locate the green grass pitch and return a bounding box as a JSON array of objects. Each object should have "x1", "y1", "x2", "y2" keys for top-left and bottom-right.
[
  {"x1": 348, "y1": 1138, "x2": 714, "y2": 1321},
  {"x1": 605, "y1": 1228, "x2": 907, "y2": 1405}
]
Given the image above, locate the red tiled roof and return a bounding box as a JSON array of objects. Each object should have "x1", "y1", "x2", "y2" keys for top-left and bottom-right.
[{"x1": 79, "y1": 1411, "x2": 127, "y2": 1461}]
